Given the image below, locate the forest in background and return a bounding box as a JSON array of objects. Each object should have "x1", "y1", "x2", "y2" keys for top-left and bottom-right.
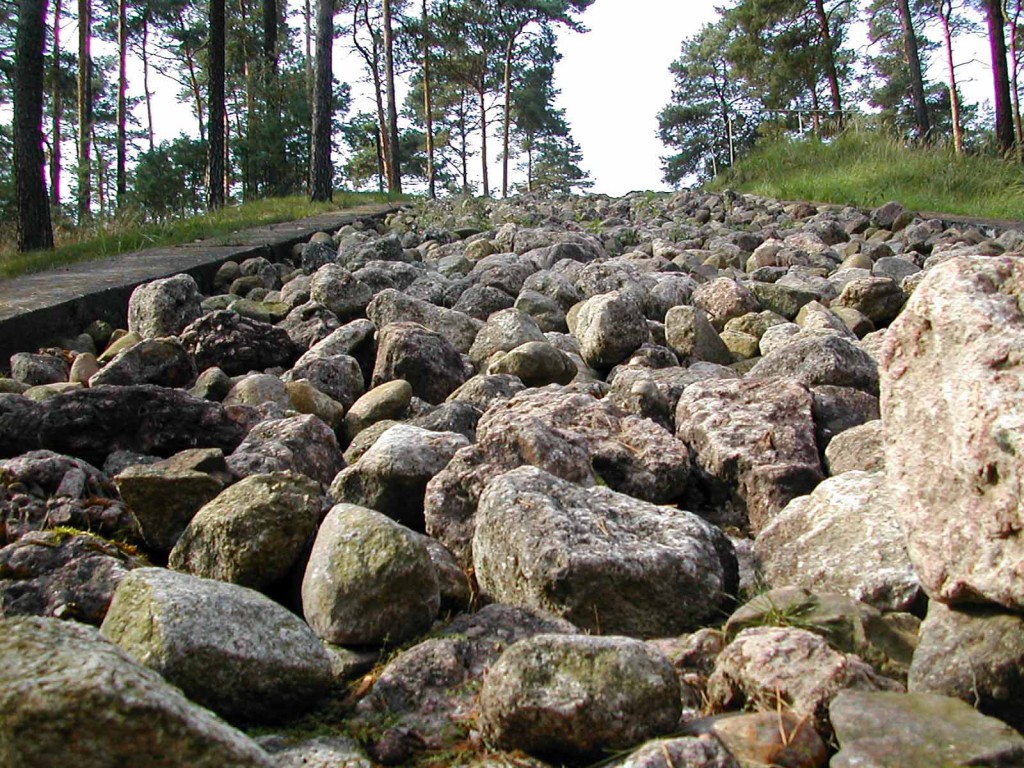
[{"x1": 4, "y1": 0, "x2": 1024, "y2": 255}]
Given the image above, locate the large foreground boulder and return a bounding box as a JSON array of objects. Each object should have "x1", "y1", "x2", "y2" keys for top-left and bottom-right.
[
  {"x1": 101, "y1": 568, "x2": 334, "y2": 724},
  {"x1": 0, "y1": 616, "x2": 272, "y2": 767},
  {"x1": 881, "y1": 256, "x2": 1024, "y2": 610},
  {"x1": 474, "y1": 466, "x2": 737, "y2": 637}
]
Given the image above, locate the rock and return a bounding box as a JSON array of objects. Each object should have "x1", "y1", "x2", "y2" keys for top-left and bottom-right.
[
  {"x1": 10, "y1": 352, "x2": 69, "y2": 385},
  {"x1": 0, "y1": 530, "x2": 144, "y2": 625},
  {"x1": 227, "y1": 414, "x2": 343, "y2": 487},
  {"x1": 514, "y1": 288, "x2": 568, "y2": 332},
  {"x1": 286, "y1": 352, "x2": 365, "y2": 409},
  {"x1": 169, "y1": 471, "x2": 323, "y2": 590},
  {"x1": 98, "y1": 330, "x2": 142, "y2": 363},
  {"x1": 810, "y1": 384, "x2": 880, "y2": 449},
  {"x1": 39, "y1": 385, "x2": 247, "y2": 467},
  {"x1": 693, "y1": 277, "x2": 761, "y2": 331},
  {"x1": 180, "y1": 310, "x2": 297, "y2": 376},
  {"x1": 908, "y1": 601, "x2": 1024, "y2": 731},
  {"x1": 0, "y1": 394, "x2": 44, "y2": 458},
  {"x1": 127, "y1": 274, "x2": 204, "y2": 339},
  {"x1": 285, "y1": 379, "x2": 345, "y2": 432},
  {"x1": 706, "y1": 626, "x2": 902, "y2": 734},
  {"x1": 475, "y1": 466, "x2": 736, "y2": 636},
  {"x1": 0, "y1": 616, "x2": 272, "y2": 767},
  {"x1": 223, "y1": 372, "x2": 292, "y2": 410},
  {"x1": 330, "y1": 424, "x2": 469, "y2": 530},
  {"x1": 832, "y1": 276, "x2": 906, "y2": 327},
  {"x1": 100, "y1": 568, "x2": 333, "y2": 724},
  {"x1": 452, "y1": 282, "x2": 515, "y2": 320},
  {"x1": 367, "y1": 288, "x2": 483, "y2": 354},
  {"x1": 748, "y1": 281, "x2": 819, "y2": 320},
  {"x1": 426, "y1": 386, "x2": 692, "y2": 566},
  {"x1": 664, "y1": 305, "x2": 733, "y2": 365},
  {"x1": 114, "y1": 462, "x2": 225, "y2": 553},
  {"x1": 754, "y1": 471, "x2": 922, "y2": 612},
  {"x1": 69, "y1": 352, "x2": 100, "y2": 383},
  {"x1": 606, "y1": 737, "x2": 738, "y2": 768},
  {"x1": 371, "y1": 322, "x2": 471, "y2": 405},
  {"x1": 479, "y1": 633, "x2": 681, "y2": 760},
  {"x1": 870, "y1": 200, "x2": 913, "y2": 231},
  {"x1": 354, "y1": 605, "x2": 576, "y2": 759},
  {"x1": 830, "y1": 690, "x2": 1024, "y2": 768},
  {"x1": 574, "y1": 291, "x2": 651, "y2": 369},
  {"x1": 190, "y1": 366, "x2": 233, "y2": 401},
  {"x1": 301, "y1": 504, "x2": 439, "y2": 646},
  {"x1": 446, "y1": 373, "x2": 527, "y2": 412},
  {"x1": 709, "y1": 712, "x2": 828, "y2": 768},
  {"x1": 749, "y1": 333, "x2": 879, "y2": 395},
  {"x1": 468, "y1": 308, "x2": 547, "y2": 366},
  {"x1": 881, "y1": 256, "x2": 1024, "y2": 610},
  {"x1": 343, "y1": 380, "x2": 413, "y2": 441},
  {"x1": 266, "y1": 737, "x2": 371, "y2": 768},
  {"x1": 278, "y1": 301, "x2": 342, "y2": 350},
  {"x1": 89, "y1": 337, "x2": 197, "y2": 389},
  {"x1": 676, "y1": 377, "x2": 822, "y2": 533},
  {"x1": 486, "y1": 341, "x2": 578, "y2": 387},
  {"x1": 309, "y1": 264, "x2": 373, "y2": 320},
  {"x1": 825, "y1": 420, "x2": 884, "y2": 474}
]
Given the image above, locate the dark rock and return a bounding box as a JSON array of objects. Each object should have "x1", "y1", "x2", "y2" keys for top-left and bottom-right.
[
  {"x1": 180, "y1": 311, "x2": 297, "y2": 376},
  {"x1": 371, "y1": 322, "x2": 471, "y2": 405}
]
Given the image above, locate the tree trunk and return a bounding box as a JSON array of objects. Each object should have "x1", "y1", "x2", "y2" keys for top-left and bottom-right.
[
  {"x1": 812, "y1": 0, "x2": 843, "y2": 128},
  {"x1": 141, "y1": 9, "x2": 154, "y2": 152},
  {"x1": 77, "y1": 0, "x2": 92, "y2": 222},
  {"x1": 116, "y1": 0, "x2": 128, "y2": 204},
  {"x1": 15, "y1": 0, "x2": 55, "y2": 251},
  {"x1": 208, "y1": 0, "x2": 225, "y2": 209},
  {"x1": 478, "y1": 83, "x2": 489, "y2": 197},
  {"x1": 383, "y1": 0, "x2": 402, "y2": 193},
  {"x1": 501, "y1": 37, "x2": 514, "y2": 198},
  {"x1": 354, "y1": 1, "x2": 391, "y2": 187},
  {"x1": 939, "y1": 0, "x2": 964, "y2": 153},
  {"x1": 896, "y1": 0, "x2": 930, "y2": 140},
  {"x1": 984, "y1": 0, "x2": 1015, "y2": 152},
  {"x1": 1007, "y1": 0, "x2": 1023, "y2": 147},
  {"x1": 422, "y1": 0, "x2": 435, "y2": 198},
  {"x1": 309, "y1": 0, "x2": 334, "y2": 201},
  {"x1": 50, "y1": 0, "x2": 61, "y2": 210}
]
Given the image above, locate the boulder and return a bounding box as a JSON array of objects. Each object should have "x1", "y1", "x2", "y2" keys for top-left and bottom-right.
[
  {"x1": 180, "y1": 311, "x2": 297, "y2": 376},
  {"x1": 574, "y1": 291, "x2": 651, "y2": 369},
  {"x1": 10, "y1": 352, "x2": 69, "y2": 386},
  {"x1": 278, "y1": 302, "x2": 342, "y2": 351},
  {"x1": 343, "y1": 380, "x2": 413, "y2": 441},
  {"x1": 0, "y1": 616, "x2": 272, "y2": 767},
  {"x1": 832, "y1": 276, "x2": 905, "y2": 326},
  {"x1": 908, "y1": 601, "x2": 1024, "y2": 731},
  {"x1": 487, "y1": 341, "x2": 578, "y2": 387},
  {"x1": 309, "y1": 264, "x2": 373, "y2": 321},
  {"x1": 169, "y1": 471, "x2": 323, "y2": 590},
  {"x1": 830, "y1": 690, "x2": 1024, "y2": 768},
  {"x1": 39, "y1": 385, "x2": 247, "y2": 467},
  {"x1": 479, "y1": 633, "x2": 681, "y2": 760},
  {"x1": 0, "y1": 394, "x2": 44, "y2": 458},
  {"x1": 127, "y1": 274, "x2": 203, "y2": 339},
  {"x1": 474, "y1": 466, "x2": 737, "y2": 637},
  {"x1": 0, "y1": 529, "x2": 144, "y2": 625},
  {"x1": 223, "y1": 373, "x2": 292, "y2": 410},
  {"x1": 301, "y1": 504, "x2": 439, "y2": 646},
  {"x1": 675, "y1": 377, "x2": 822, "y2": 533},
  {"x1": 692, "y1": 277, "x2": 761, "y2": 330},
  {"x1": 371, "y1": 322, "x2": 471, "y2": 405},
  {"x1": 754, "y1": 471, "x2": 923, "y2": 612},
  {"x1": 881, "y1": 256, "x2": 1024, "y2": 610},
  {"x1": 706, "y1": 626, "x2": 902, "y2": 734},
  {"x1": 366, "y1": 288, "x2": 483, "y2": 354},
  {"x1": 426, "y1": 386, "x2": 692, "y2": 566},
  {"x1": 467, "y1": 308, "x2": 547, "y2": 367},
  {"x1": 227, "y1": 414, "x2": 343, "y2": 487},
  {"x1": 89, "y1": 338, "x2": 197, "y2": 389},
  {"x1": 749, "y1": 333, "x2": 879, "y2": 395},
  {"x1": 330, "y1": 424, "x2": 469, "y2": 530},
  {"x1": 825, "y1": 420, "x2": 885, "y2": 475},
  {"x1": 664, "y1": 305, "x2": 733, "y2": 365},
  {"x1": 706, "y1": 712, "x2": 828, "y2": 768},
  {"x1": 606, "y1": 737, "x2": 738, "y2": 768},
  {"x1": 101, "y1": 568, "x2": 333, "y2": 724}
]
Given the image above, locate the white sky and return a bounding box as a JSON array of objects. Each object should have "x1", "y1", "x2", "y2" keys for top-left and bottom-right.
[{"x1": 108, "y1": 1, "x2": 997, "y2": 197}]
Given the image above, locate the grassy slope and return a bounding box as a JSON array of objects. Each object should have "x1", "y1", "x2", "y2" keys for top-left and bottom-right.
[
  {"x1": 707, "y1": 130, "x2": 1024, "y2": 222},
  {"x1": 0, "y1": 191, "x2": 398, "y2": 280}
]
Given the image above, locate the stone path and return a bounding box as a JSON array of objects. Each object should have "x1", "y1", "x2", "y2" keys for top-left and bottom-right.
[{"x1": 0, "y1": 203, "x2": 402, "y2": 363}]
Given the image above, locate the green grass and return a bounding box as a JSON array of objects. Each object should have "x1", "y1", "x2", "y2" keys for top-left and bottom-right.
[
  {"x1": 708, "y1": 129, "x2": 1024, "y2": 222},
  {"x1": 0, "y1": 191, "x2": 403, "y2": 280}
]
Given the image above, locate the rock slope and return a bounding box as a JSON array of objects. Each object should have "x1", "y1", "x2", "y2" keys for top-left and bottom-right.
[{"x1": 2, "y1": 190, "x2": 1024, "y2": 767}]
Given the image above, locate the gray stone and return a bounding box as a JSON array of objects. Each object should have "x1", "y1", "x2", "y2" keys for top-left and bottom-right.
[
  {"x1": 180, "y1": 311, "x2": 297, "y2": 376},
  {"x1": 452, "y1": 282, "x2": 516, "y2": 320},
  {"x1": 223, "y1": 372, "x2": 292, "y2": 410},
  {"x1": 605, "y1": 737, "x2": 738, "y2": 768},
  {"x1": 10, "y1": 352, "x2": 69, "y2": 386},
  {"x1": 0, "y1": 616, "x2": 272, "y2": 767},
  {"x1": 749, "y1": 332, "x2": 879, "y2": 395},
  {"x1": 881, "y1": 256, "x2": 1024, "y2": 609},
  {"x1": 830, "y1": 690, "x2": 1024, "y2": 768},
  {"x1": 284, "y1": 353, "x2": 365, "y2": 409},
  {"x1": 908, "y1": 601, "x2": 1024, "y2": 731},
  {"x1": 344, "y1": 380, "x2": 413, "y2": 441},
  {"x1": 664, "y1": 305, "x2": 733, "y2": 365},
  {"x1": 330, "y1": 424, "x2": 469, "y2": 530},
  {"x1": 367, "y1": 288, "x2": 483, "y2": 354},
  {"x1": 227, "y1": 414, "x2": 343, "y2": 487},
  {"x1": 468, "y1": 308, "x2": 547, "y2": 366},
  {"x1": 486, "y1": 341, "x2": 578, "y2": 387},
  {"x1": 301, "y1": 504, "x2": 439, "y2": 646},
  {"x1": 832, "y1": 276, "x2": 906, "y2": 327},
  {"x1": 278, "y1": 301, "x2": 341, "y2": 351},
  {"x1": 371, "y1": 322, "x2": 472, "y2": 405},
  {"x1": 825, "y1": 420, "x2": 884, "y2": 475},
  {"x1": 676, "y1": 377, "x2": 822, "y2": 533},
  {"x1": 574, "y1": 291, "x2": 651, "y2": 369},
  {"x1": 693, "y1": 277, "x2": 761, "y2": 331},
  {"x1": 309, "y1": 264, "x2": 373, "y2": 321},
  {"x1": 474, "y1": 466, "x2": 737, "y2": 637},
  {"x1": 479, "y1": 633, "x2": 681, "y2": 760},
  {"x1": 101, "y1": 568, "x2": 333, "y2": 724},
  {"x1": 446, "y1": 373, "x2": 527, "y2": 412},
  {"x1": 168, "y1": 471, "x2": 323, "y2": 590},
  {"x1": 128, "y1": 274, "x2": 204, "y2": 339},
  {"x1": 755, "y1": 471, "x2": 923, "y2": 612},
  {"x1": 89, "y1": 338, "x2": 197, "y2": 389}
]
